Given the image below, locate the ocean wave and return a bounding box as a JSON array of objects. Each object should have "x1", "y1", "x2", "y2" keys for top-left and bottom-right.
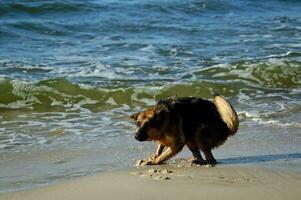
[
  {"x1": 239, "y1": 111, "x2": 301, "y2": 128},
  {"x1": 192, "y1": 58, "x2": 301, "y2": 88},
  {"x1": 0, "y1": 74, "x2": 300, "y2": 114},
  {"x1": 0, "y1": 78, "x2": 105, "y2": 112},
  {"x1": 1, "y1": 56, "x2": 301, "y2": 90},
  {"x1": 9, "y1": 21, "x2": 71, "y2": 37},
  {"x1": 0, "y1": 77, "x2": 232, "y2": 112},
  {"x1": 141, "y1": 0, "x2": 238, "y2": 14},
  {"x1": 0, "y1": 1, "x2": 100, "y2": 16},
  {"x1": 0, "y1": 60, "x2": 53, "y2": 73}
]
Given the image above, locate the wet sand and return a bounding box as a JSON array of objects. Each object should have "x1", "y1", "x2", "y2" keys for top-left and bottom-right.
[{"x1": 1, "y1": 160, "x2": 301, "y2": 200}]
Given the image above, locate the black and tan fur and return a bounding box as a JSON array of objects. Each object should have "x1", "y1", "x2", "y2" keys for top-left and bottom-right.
[{"x1": 130, "y1": 95, "x2": 239, "y2": 165}]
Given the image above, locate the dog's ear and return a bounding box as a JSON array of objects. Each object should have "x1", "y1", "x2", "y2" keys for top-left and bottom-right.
[
  {"x1": 155, "y1": 105, "x2": 170, "y2": 116},
  {"x1": 130, "y1": 112, "x2": 139, "y2": 121},
  {"x1": 156, "y1": 97, "x2": 177, "y2": 114},
  {"x1": 157, "y1": 96, "x2": 176, "y2": 110}
]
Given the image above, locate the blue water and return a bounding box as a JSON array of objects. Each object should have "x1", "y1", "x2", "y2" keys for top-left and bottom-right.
[{"x1": 0, "y1": 0, "x2": 301, "y2": 192}]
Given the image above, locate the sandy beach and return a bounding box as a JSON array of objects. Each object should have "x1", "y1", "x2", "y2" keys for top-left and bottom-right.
[{"x1": 1, "y1": 160, "x2": 301, "y2": 200}]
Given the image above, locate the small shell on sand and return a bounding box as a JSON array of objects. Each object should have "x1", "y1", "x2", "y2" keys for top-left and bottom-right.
[
  {"x1": 161, "y1": 169, "x2": 173, "y2": 174},
  {"x1": 131, "y1": 168, "x2": 173, "y2": 180},
  {"x1": 154, "y1": 176, "x2": 171, "y2": 180},
  {"x1": 147, "y1": 169, "x2": 158, "y2": 174},
  {"x1": 130, "y1": 171, "x2": 141, "y2": 175}
]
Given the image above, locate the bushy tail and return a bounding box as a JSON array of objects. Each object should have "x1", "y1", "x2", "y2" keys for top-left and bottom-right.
[{"x1": 214, "y1": 94, "x2": 239, "y2": 135}]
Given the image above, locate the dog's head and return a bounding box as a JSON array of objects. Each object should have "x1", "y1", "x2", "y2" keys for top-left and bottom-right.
[{"x1": 130, "y1": 105, "x2": 170, "y2": 142}]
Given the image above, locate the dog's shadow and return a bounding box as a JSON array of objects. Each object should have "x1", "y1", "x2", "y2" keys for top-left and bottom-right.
[{"x1": 218, "y1": 153, "x2": 301, "y2": 165}]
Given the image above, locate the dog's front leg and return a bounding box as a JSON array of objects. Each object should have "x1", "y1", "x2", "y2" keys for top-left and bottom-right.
[
  {"x1": 148, "y1": 143, "x2": 165, "y2": 160},
  {"x1": 155, "y1": 143, "x2": 165, "y2": 157},
  {"x1": 146, "y1": 144, "x2": 184, "y2": 165}
]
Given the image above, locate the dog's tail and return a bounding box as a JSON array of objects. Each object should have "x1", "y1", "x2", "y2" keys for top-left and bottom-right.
[{"x1": 214, "y1": 94, "x2": 239, "y2": 135}]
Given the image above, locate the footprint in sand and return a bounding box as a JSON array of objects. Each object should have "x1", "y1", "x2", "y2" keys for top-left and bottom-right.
[{"x1": 130, "y1": 169, "x2": 173, "y2": 180}]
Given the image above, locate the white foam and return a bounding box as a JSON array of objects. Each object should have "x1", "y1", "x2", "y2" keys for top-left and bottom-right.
[
  {"x1": 239, "y1": 111, "x2": 301, "y2": 128},
  {"x1": 138, "y1": 44, "x2": 155, "y2": 52},
  {"x1": 0, "y1": 100, "x2": 35, "y2": 109},
  {"x1": 105, "y1": 97, "x2": 118, "y2": 105},
  {"x1": 49, "y1": 96, "x2": 63, "y2": 106}
]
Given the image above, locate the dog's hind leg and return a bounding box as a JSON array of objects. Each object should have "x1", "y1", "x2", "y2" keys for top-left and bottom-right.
[
  {"x1": 187, "y1": 142, "x2": 206, "y2": 165},
  {"x1": 203, "y1": 149, "x2": 217, "y2": 165}
]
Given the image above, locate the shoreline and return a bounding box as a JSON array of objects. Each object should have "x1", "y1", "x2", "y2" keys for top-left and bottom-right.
[{"x1": 1, "y1": 163, "x2": 301, "y2": 200}]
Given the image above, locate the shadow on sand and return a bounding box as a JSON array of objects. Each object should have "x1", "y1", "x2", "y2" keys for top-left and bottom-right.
[{"x1": 219, "y1": 153, "x2": 301, "y2": 165}]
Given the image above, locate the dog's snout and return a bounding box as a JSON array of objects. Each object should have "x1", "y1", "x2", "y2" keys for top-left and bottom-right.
[
  {"x1": 134, "y1": 134, "x2": 141, "y2": 141},
  {"x1": 134, "y1": 132, "x2": 143, "y2": 141},
  {"x1": 134, "y1": 128, "x2": 148, "y2": 142}
]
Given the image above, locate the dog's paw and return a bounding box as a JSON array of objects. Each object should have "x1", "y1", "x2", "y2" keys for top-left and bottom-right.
[
  {"x1": 147, "y1": 153, "x2": 159, "y2": 161},
  {"x1": 135, "y1": 159, "x2": 155, "y2": 166},
  {"x1": 191, "y1": 159, "x2": 215, "y2": 167},
  {"x1": 191, "y1": 158, "x2": 207, "y2": 165},
  {"x1": 135, "y1": 159, "x2": 145, "y2": 166}
]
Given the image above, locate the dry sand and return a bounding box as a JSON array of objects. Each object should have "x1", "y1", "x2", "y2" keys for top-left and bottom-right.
[{"x1": 1, "y1": 159, "x2": 301, "y2": 200}]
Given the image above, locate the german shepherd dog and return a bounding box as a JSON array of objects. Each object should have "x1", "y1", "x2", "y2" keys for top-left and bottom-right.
[{"x1": 130, "y1": 95, "x2": 239, "y2": 166}]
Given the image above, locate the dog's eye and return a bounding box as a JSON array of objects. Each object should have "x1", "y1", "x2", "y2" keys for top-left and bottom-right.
[
  {"x1": 149, "y1": 123, "x2": 156, "y2": 128},
  {"x1": 148, "y1": 119, "x2": 158, "y2": 127}
]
